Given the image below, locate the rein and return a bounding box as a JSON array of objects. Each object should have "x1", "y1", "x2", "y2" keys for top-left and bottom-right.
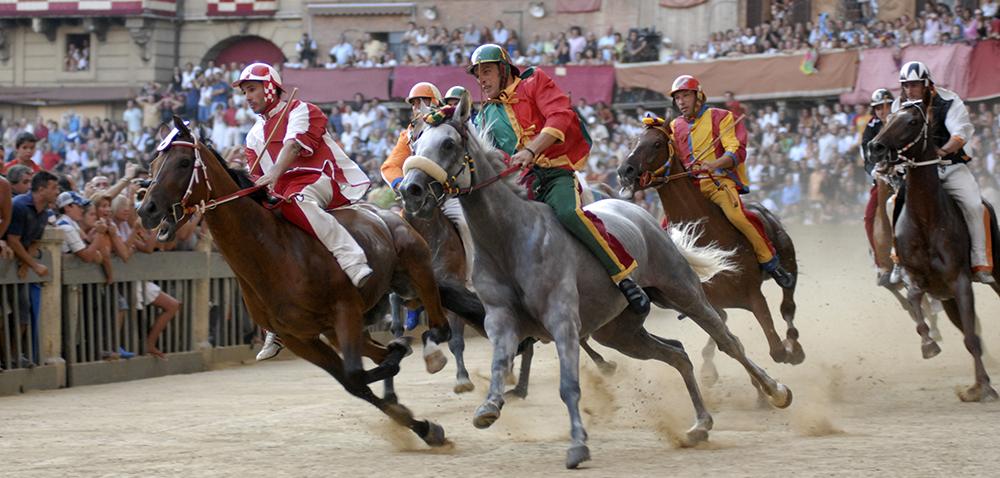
[{"x1": 153, "y1": 138, "x2": 282, "y2": 222}]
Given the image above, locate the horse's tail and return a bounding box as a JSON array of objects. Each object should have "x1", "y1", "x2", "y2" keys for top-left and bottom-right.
[
  {"x1": 986, "y1": 200, "x2": 999, "y2": 277},
  {"x1": 438, "y1": 281, "x2": 486, "y2": 334},
  {"x1": 667, "y1": 221, "x2": 739, "y2": 282}
]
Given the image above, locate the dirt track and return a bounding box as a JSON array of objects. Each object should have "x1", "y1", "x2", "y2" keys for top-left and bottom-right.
[{"x1": 2, "y1": 225, "x2": 1000, "y2": 477}]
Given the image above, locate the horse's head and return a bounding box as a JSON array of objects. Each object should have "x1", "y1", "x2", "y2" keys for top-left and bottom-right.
[
  {"x1": 137, "y1": 116, "x2": 211, "y2": 241},
  {"x1": 869, "y1": 99, "x2": 929, "y2": 172},
  {"x1": 617, "y1": 117, "x2": 674, "y2": 196},
  {"x1": 398, "y1": 97, "x2": 475, "y2": 218}
]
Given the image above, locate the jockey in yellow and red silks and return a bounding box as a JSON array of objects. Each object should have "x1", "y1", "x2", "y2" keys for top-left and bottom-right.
[{"x1": 667, "y1": 74, "x2": 793, "y2": 288}]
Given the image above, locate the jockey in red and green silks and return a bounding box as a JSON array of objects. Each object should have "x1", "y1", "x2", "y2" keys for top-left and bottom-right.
[{"x1": 468, "y1": 44, "x2": 650, "y2": 315}]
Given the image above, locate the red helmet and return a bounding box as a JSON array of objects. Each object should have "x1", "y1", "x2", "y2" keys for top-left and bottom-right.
[
  {"x1": 669, "y1": 75, "x2": 702, "y2": 98},
  {"x1": 233, "y1": 63, "x2": 284, "y2": 112}
]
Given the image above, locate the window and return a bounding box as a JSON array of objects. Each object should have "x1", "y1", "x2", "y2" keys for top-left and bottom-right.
[{"x1": 65, "y1": 34, "x2": 91, "y2": 72}]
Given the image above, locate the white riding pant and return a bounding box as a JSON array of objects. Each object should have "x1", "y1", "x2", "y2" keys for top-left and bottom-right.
[
  {"x1": 288, "y1": 175, "x2": 371, "y2": 285},
  {"x1": 939, "y1": 163, "x2": 989, "y2": 269},
  {"x1": 442, "y1": 197, "x2": 475, "y2": 286}
]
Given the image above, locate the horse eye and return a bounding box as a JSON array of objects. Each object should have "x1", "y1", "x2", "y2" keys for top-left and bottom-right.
[
  {"x1": 179, "y1": 159, "x2": 191, "y2": 168},
  {"x1": 654, "y1": 141, "x2": 662, "y2": 149},
  {"x1": 442, "y1": 138, "x2": 454, "y2": 151},
  {"x1": 908, "y1": 118, "x2": 918, "y2": 126}
]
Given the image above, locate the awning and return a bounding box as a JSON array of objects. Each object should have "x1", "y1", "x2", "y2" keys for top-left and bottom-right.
[
  {"x1": 282, "y1": 68, "x2": 392, "y2": 103},
  {"x1": 616, "y1": 50, "x2": 859, "y2": 102},
  {"x1": 966, "y1": 39, "x2": 1000, "y2": 102},
  {"x1": 0, "y1": 86, "x2": 138, "y2": 105},
  {"x1": 839, "y1": 43, "x2": 974, "y2": 104},
  {"x1": 307, "y1": 2, "x2": 415, "y2": 16},
  {"x1": 391, "y1": 65, "x2": 615, "y2": 105}
]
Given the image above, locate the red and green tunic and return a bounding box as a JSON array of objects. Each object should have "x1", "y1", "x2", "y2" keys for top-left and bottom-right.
[{"x1": 476, "y1": 67, "x2": 636, "y2": 282}]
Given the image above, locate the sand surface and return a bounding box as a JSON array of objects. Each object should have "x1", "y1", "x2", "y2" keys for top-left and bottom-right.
[{"x1": 2, "y1": 225, "x2": 1000, "y2": 477}]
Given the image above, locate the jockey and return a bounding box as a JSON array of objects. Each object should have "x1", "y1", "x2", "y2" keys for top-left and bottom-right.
[
  {"x1": 234, "y1": 62, "x2": 373, "y2": 360},
  {"x1": 381, "y1": 82, "x2": 475, "y2": 291},
  {"x1": 862, "y1": 88, "x2": 897, "y2": 285},
  {"x1": 468, "y1": 43, "x2": 650, "y2": 315},
  {"x1": 443, "y1": 85, "x2": 469, "y2": 106},
  {"x1": 668, "y1": 75, "x2": 794, "y2": 288},
  {"x1": 891, "y1": 61, "x2": 994, "y2": 284}
]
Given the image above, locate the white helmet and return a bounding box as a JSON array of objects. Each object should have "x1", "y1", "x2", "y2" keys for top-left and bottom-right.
[
  {"x1": 232, "y1": 62, "x2": 284, "y2": 112},
  {"x1": 899, "y1": 61, "x2": 932, "y2": 86}
]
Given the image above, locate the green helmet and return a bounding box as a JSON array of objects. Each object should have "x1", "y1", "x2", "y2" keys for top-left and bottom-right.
[
  {"x1": 468, "y1": 43, "x2": 520, "y2": 77},
  {"x1": 444, "y1": 86, "x2": 469, "y2": 103}
]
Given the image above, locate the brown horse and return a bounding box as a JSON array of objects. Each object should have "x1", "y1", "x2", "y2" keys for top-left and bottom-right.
[
  {"x1": 618, "y1": 125, "x2": 803, "y2": 383},
  {"x1": 869, "y1": 100, "x2": 1000, "y2": 402},
  {"x1": 137, "y1": 117, "x2": 460, "y2": 444}
]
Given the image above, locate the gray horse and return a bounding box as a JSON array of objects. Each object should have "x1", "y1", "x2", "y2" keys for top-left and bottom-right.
[{"x1": 398, "y1": 100, "x2": 792, "y2": 469}]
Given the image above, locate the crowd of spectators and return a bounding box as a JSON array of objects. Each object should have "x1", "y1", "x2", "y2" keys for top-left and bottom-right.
[
  {"x1": 676, "y1": 1, "x2": 1000, "y2": 61},
  {"x1": 285, "y1": 1, "x2": 1000, "y2": 71}
]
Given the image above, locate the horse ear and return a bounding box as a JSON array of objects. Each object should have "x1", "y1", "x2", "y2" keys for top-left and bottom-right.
[
  {"x1": 172, "y1": 115, "x2": 189, "y2": 135},
  {"x1": 455, "y1": 92, "x2": 472, "y2": 125}
]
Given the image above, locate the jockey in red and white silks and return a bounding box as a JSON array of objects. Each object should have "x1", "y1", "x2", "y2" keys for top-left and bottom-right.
[{"x1": 235, "y1": 62, "x2": 373, "y2": 287}]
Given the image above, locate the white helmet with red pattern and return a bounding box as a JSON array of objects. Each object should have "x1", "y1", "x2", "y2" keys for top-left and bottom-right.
[{"x1": 233, "y1": 62, "x2": 284, "y2": 111}]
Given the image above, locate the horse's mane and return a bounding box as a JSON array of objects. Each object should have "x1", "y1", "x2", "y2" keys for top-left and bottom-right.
[
  {"x1": 202, "y1": 143, "x2": 269, "y2": 203},
  {"x1": 461, "y1": 118, "x2": 531, "y2": 200}
]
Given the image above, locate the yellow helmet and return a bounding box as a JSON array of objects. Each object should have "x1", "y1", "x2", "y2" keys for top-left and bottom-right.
[{"x1": 406, "y1": 82, "x2": 442, "y2": 106}]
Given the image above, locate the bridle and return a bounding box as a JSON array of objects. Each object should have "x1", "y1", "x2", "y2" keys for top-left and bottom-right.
[
  {"x1": 893, "y1": 99, "x2": 941, "y2": 168},
  {"x1": 149, "y1": 132, "x2": 267, "y2": 223},
  {"x1": 631, "y1": 126, "x2": 718, "y2": 190},
  {"x1": 402, "y1": 121, "x2": 520, "y2": 209}
]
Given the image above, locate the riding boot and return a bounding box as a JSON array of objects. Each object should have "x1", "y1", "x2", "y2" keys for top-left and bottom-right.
[
  {"x1": 617, "y1": 278, "x2": 650, "y2": 316},
  {"x1": 256, "y1": 332, "x2": 284, "y2": 361},
  {"x1": 761, "y1": 257, "x2": 795, "y2": 289}
]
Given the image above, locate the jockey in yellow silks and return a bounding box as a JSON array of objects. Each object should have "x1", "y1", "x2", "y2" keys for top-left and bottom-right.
[{"x1": 666, "y1": 75, "x2": 793, "y2": 288}]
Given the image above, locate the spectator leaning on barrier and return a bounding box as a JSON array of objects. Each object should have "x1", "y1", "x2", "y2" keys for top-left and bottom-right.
[{"x1": 55, "y1": 191, "x2": 105, "y2": 265}]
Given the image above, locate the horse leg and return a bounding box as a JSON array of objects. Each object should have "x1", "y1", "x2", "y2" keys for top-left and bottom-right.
[
  {"x1": 448, "y1": 312, "x2": 475, "y2": 394},
  {"x1": 905, "y1": 286, "x2": 940, "y2": 359},
  {"x1": 592, "y1": 312, "x2": 713, "y2": 447},
  {"x1": 544, "y1": 308, "x2": 589, "y2": 469},
  {"x1": 746, "y1": 291, "x2": 788, "y2": 364},
  {"x1": 779, "y1": 285, "x2": 804, "y2": 364},
  {"x1": 942, "y1": 285, "x2": 998, "y2": 402},
  {"x1": 473, "y1": 309, "x2": 520, "y2": 430},
  {"x1": 922, "y1": 297, "x2": 944, "y2": 342},
  {"x1": 281, "y1": 334, "x2": 447, "y2": 446},
  {"x1": 389, "y1": 292, "x2": 404, "y2": 339},
  {"x1": 661, "y1": 289, "x2": 792, "y2": 409},
  {"x1": 581, "y1": 338, "x2": 617, "y2": 376},
  {"x1": 397, "y1": 245, "x2": 450, "y2": 374},
  {"x1": 506, "y1": 339, "x2": 533, "y2": 399},
  {"x1": 700, "y1": 308, "x2": 724, "y2": 387}
]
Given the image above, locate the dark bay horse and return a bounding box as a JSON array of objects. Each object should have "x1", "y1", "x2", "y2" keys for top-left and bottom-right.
[
  {"x1": 137, "y1": 117, "x2": 463, "y2": 445},
  {"x1": 869, "y1": 100, "x2": 1000, "y2": 402},
  {"x1": 399, "y1": 100, "x2": 791, "y2": 468},
  {"x1": 618, "y1": 125, "x2": 803, "y2": 383}
]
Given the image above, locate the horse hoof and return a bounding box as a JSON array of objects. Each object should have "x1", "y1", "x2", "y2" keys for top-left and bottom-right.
[
  {"x1": 388, "y1": 336, "x2": 414, "y2": 358},
  {"x1": 453, "y1": 378, "x2": 475, "y2": 394},
  {"x1": 785, "y1": 340, "x2": 806, "y2": 365},
  {"x1": 921, "y1": 341, "x2": 941, "y2": 359},
  {"x1": 769, "y1": 347, "x2": 789, "y2": 364},
  {"x1": 473, "y1": 401, "x2": 501, "y2": 429},
  {"x1": 423, "y1": 346, "x2": 448, "y2": 374},
  {"x1": 684, "y1": 426, "x2": 710, "y2": 447},
  {"x1": 565, "y1": 444, "x2": 591, "y2": 469},
  {"x1": 956, "y1": 384, "x2": 999, "y2": 403},
  {"x1": 768, "y1": 383, "x2": 793, "y2": 409},
  {"x1": 597, "y1": 360, "x2": 618, "y2": 376},
  {"x1": 420, "y1": 421, "x2": 448, "y2": 447},
  {"x1": 504, "y1": 387, "x2": 528, "y2": 400}
]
